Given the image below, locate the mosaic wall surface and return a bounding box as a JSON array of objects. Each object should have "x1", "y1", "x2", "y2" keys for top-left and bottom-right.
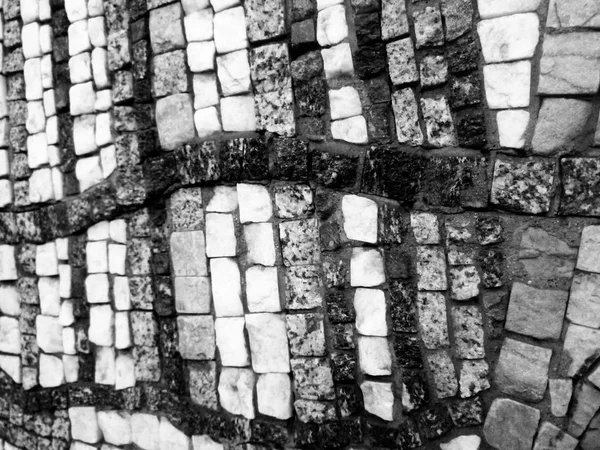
[{"x1": 0, "y1": 0, "x2": 599, "y2": 448}]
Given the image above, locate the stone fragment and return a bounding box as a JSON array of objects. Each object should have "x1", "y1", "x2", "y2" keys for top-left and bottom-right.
[
  {"x1": 505, "y1": 282, "x2": 568, "y2": 339},
  {"x1": 539, "y1": 33, "x2": 600, "y2": 95},
  {"x1": 459, "y1": 360, "x2": 490, "y2": 398},
  {"x1": 256, "y1": 373, "x2": 293, "y2": 420},
  {"x1": 218, "y1": 367, "x2": 256, "y2": 419},
  {"x1": 177, "y1": 315, "x2": 215, "y2": 360},
  {"x1": 533, "y1": 422, "x2": 578, "y2": 450},
  {"x1": 416, "y1": 246, "x2": 447, "y2": 291},
  {"x1": 478, "y1": 13, "x2": 539, "y2": 63},
  {"x1": 563, "y1": 323, "x2": 600, "y2": 376},
  {"x1": 577, "y1": 225, "x2": 600, "y2": 273},
  {"x1": 495, "y1": 338, "x2": 551, "y2": 402},
  {"x1": 440, "y1": 435, "x2": 481, "y2": 450},
  {"x1": 569, "y1": 382, "x2": 600, "y2": 437},
  {"x1": 531, "y1": 98, "x2": 593, "y2": 155},
  {"x1": 483, "y1": 398, "x2": 540, "y2": 450},
  {"x1": 386, "y1": 38, "x2": 418, "y2": 85},
  {"x1": 427, "y1": 350, "x2": 458, "y2": 399},
  {"x1": 581, "y1": 413, "x2": 600, "y2": 450},
  {"x1": 291, "y1": 357, "x2": 335, "y2": 400},
  {"x1": 215, "y1": 317, "x2": 249, "y2": 367},
  {"x1": 360, "y1": 381, "x2": 394, "y2": 421},
  {"x1": 417, "y1": 292, "x2": 449, "y2": 349},
  {"x1": 549, "y1": 379, "x2": 573, "y2": 417},
  {"x1": 391, "y1": 88, "x2": 423, "y2": 145},
  {"x1": 350, "y1": 248, "x2": 385, "y2": 287},
  {"x1": 246, "y1": 313, "x2": 290, "y2": 373},
  {"x1": 484, "y1": 61, "x2": 531, "y2": 109},
  {"x1": 413, "y1": 6, "x2": 444, "y2": 48}
]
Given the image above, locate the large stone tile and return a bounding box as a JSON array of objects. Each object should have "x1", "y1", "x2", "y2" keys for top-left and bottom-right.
[
  {"x1": 569, "y1": 382, "x2": 600, "y2": 437},
  {"x1": 478, "y1": 13, "x2": 539, "y2": 63},
  {"x1": 483, "y1": 398, "x2": 540, "y2": 450},
  {"x1": 567, "y1": 272, "x2": 600, "y2": 328},
  {"x1": 563, "y1": 323, "x2": 600, "y2": 377},
  {"x1": 533, "y1": 422, "x2": 578, "y2": 450}
]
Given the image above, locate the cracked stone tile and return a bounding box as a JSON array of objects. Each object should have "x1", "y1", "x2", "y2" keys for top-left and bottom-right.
[
  {"x1": 569, "y1": 382, "x2": 600, "y2": 437},
  {"x1": 477, "y1": 13, "x2": 539, "y2": 63},
  {"x1": 563, "y1": 323, "x2": 600, "y2": 377},
  {"x1": 483, "y1": 398, "x2": 540, "y2": 450}
]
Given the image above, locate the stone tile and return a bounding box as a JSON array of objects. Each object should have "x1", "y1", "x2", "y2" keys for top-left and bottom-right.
[
  {"x1": 416, "y1": 246, "x2": 447, "y2": 291},
  {"x1": 170, "y1": 230, "x2": 208, "y2": 277},
  {"x1": 386, "y1": 38, "x2": 418, "y2": 86},
  {"x1": 391, "y1": 88, "x2": 423, "y2": 145},
  {"x1": 285, "y1": 265, "x2": 324, "y2": 309},
  {"x1": 441, "y1": 436, "x2": 481, "y2": 450},
  {"x1": 246, "y1": 313, "x2": 290, "y2": 373},
  {"x1": 413, "y1": 5, "x2": 444, "y2": 48},
  {"x1": 505, "y1": 282, "x2": 567, "y2": 339},
  {"x1": 246, "y1": 265, "x2": 281, "y2": 312},
  {"x1": 420, "y1": 96, "x2": 457, "y2": 147},
  {"x1": 274, "y1": 185, "x2": 314, "y2": 219},
  {"x1": 184, "y1": 9, "x2": 213, "y2": 42},
  {"x1": 495, "y1": 338, "x2": 551, "y2": 401},
  {"x1": 448, "y1": 266, "x2": 480, "y2": 300},
  {"x1": 316, "y1": 4, "x2": 348, "y2": 46},
  {"x1": 427, "y1": 350, "x2": 458, "y2": 399},
  {"x1": 452, "y1": 306, "x2": 484, "y2": 359},
  {"x1": 533, "y1": 422, "x2": 578, "y2": 450},
  {"x1": 186, "y1": 41, "x2": 215, "y2": 73},
  {"x1": 354, "y1": 288, "x2": 387, "y2": 337},
  {"x1": 152, "y1": 50, "x2": 189, "y2": 97},
  {"x1": 577, "y1": 225, "x2": 600, "y2": 273},
  {"x1": 490, "y1": 157, "x2": 556, "y2": 214},
  {"x1": 563, "y1": 323, "x2": 600, "y2": 377},
  {"x1": 149, "y1": 3, "x2": 185, "y2": 55},
  {"x1": 69, "y1": 407, "x2": 102, "y2": 444},
  {"x1": 417, "y1": 292, "x2": 449, "y2": 349},
  {"x1": 159, "y1": 418, "x2": 192, "y2": 449},
  {"x1": 563, "y1": 272, "x2": 600, "y2": 330},
  {"x1": 205, "y1": 213, "x2": 236, "y2": 258},
  {"x1": 420, "y1": 53, "x2": 448, "y2": 87},
  {"x1": 478, "y1": 13, "x2": 539, "y2": 63},
  {"x1": 177, "y1": 315, "x2": 215, "y2": 360},
  {"x1": 257, "y1": 373, "x2": 293, "y2": 420},
  {"x1": 547, "y1": 0, "x2": 600, "y2": 28},
  {"x1": 291, "y1": 357, "x2": 335, "y2": 400},
  {"x1": 210, "y1": 258, "x2": 243, "y2": 317},
  {"x1": 207, "y1": 186, "x2": 238, "y2": 212},
  {"x1": 279, "y1": 218, "x2": 320, "y2": 266},
  {"x1": 549, "y1": 378, "x2": 572, "y2": 417},
  {"x1": 538, "y1": 33, "x2": 600, "y2": 95},
  {"x1": 131, "y1": 414, "x2": 159, "y2": 450},
  {"x1": 329, "y1": 87, "x2": 362, "y2": 121},
  {"x1": 213, "y1": 7, "x2": 248, "y2": 54},
  {"x1": 188, "y1": 361, "x2": 218, "y2": 409},
  {"x1": 459, "y1": 360, "x2": 490, "y2": 398},
  {"x1": 294, "y1": 399, "x2": 336, "y2": 423},
  {"x1": 410, "y1": 212, "x2": 439, "y2": 244},
  {"x1": 358, "y1": 336, "x2": 392, "y2": 376},
  {"x1": 561, "y1": 158, "x2": 600, "y2": 216},
  {"x1": 216, "y1": 50, "x2": 251, "y2": 97},
  {"x1": 249, "y1": 43, "x2": 292, "y2": 94},
  {"x1": 215, "y1": 317, "x2": 249, "y2": 367},
  {"x1": 244, "y1": 223, "x2": 276, "y2": 266},
  {"x1": 441, "y1": 0, "x2": 472, "y2": 41},
  {"x1": 532, "y1": 98, "x2": 593, "y2": 155},
  {"x1": 381, "y1": 0, "x2": 409, "y2": 41},
  {"x1": 483, "y1": 61, "x2": 531, "y2": 109},
  {"x1": 483, "y1": 398, "x2": 540, "y2": 450},
  {"x1": 569, "y1": 382, "x2": 600, "y2": 437},
  {"x1": 237, "y1": 183, "x2": 272, "y2": 223},
  {"x1": 218, "y1": 367, "x2": 255, "y2": 419},
  {"x1": 341, "y1": 195, "x2": 377, "y2": 243},
  {"x1": 322, "y1": 42, "x2": 355, "y2": 80},
  {"x1": 245, "y1": 0, "x2": 285, "y2": 42},
  {"x1": 361, "y1": 381, "x2": 394, "y2": 421},
  {"x1": 0, "y1": 246, "x2": 17, "y2": 280},
  {"x1": 350, "y1": 247, "x2": 385, "y2": 287},
  {"x1": 497, "y1": 109, "x2": 529, "y2": 149},
  {"x1": 97, "y1": 411, "x2": 132, "y2": 446},
  {"x1": 156, "y1": 94, "x2": 195, "y2": 150},
  {"x1": 286, "y1": 313, "x2": 326, "y2": 356},
  {"x1": 581, "y1": 412, "x2": 600, "y2": 450},
  {"x1": 331, "y1": 115, "x2": 368, "y2": 144},
  {"x1": 478, "y1": 0, "x2": 541, "y2": 19}
]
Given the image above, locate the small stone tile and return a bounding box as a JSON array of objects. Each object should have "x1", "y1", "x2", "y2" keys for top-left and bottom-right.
[
  {"x1": 577, "y1": 225, "x2": 600, "y2": 273},
  {"x1": 483, "y1": 61, "x2": 531, "y2": 109},
  {"x1": 354, "y1": 288, "x2": 387, "y2": 337},
  {"x1": 549, "y1": 379, "x2": 572, "y2": 417},
  {"x1": 452, "y1": 305, "x2": 485, "y2": 359},
  {"x1": 291, "y1": 357, "x2": 335, "y2": 400},
  {"x1": 246, "y1": 265, "x2": 281, "y2": 312},
  {"x1": 410, "y1": 213, "x2": 440, "y2": 244},
  {"x1": 420, "y1": 96, "x2": 457, "y2": 147},
  {"x1": 361, "y1": 381, "x2": 394, "y2": 421},
  {"x1": 321, "y1": 42, "x2": 354, "y2": 80},
  {"x1": 285, "y1": 265, "x2": 324, "y2": 309},
  {"x1": 218, "y1": 367, "x2": 255, "y2": 419},
  {"x1": 149, "y1": 3, "x2": 185, "y2": 55},
  {"x1": 386, "y1": 38, "x2": 418, "y2": 85},
  {"x1": 177, "y1": 315, "x2": 215, "y2": 360},
  {"x1": 170, "y1": 231, "x2": 208, "y2": 277},
  {"x1": 316, "y1": 4, "x2": 348, "y2": 47},
  {"x1": 274, "y1": 184, "x2": 314, "y2": 219},
  {"x1": 215, "y1": 317, "x2": 250, "y2": 367},
  {"x1": 286, "y1": 313, "x2": 326, "y2": 356},
  {"x1": 459, "y1": 360, "x2": 490, "y2": 398},
  {"x1": 417, "y1": 292, "x2": 449, "y2": 349},
  {"x1": 257, "y1": 373, "x2": 293, "y2": 420},
  {"x1": 381, "y1": 0, "x2": 409, "y2": 41},
  {"x1": 413, "y1": 6, "x2": 444, "y2": 48},
  {"x1": 391, "y1": 88, "x2": 423, "y2": 145},
  {"x1": 205, "y1": 213, "x2": 236, "y2": 258},
  {"x1": 427, "y1": 350, "x2": 458, "y2": 398},
  {"x1": 358, "y1": 336, "x2": 392, "y2": 376},
  {"x1": 237, "y1": 183, "x2": 272, "y2": 223},
  {"x1": 449, "y1": 266, "x2": 480, "y2": 300},
  {"x1": 246, "y1": 312, "x2": 290, "y2": 373},
  {"x1": 483, "y1": 398, "x2": 540, "y2": 450},
  {"x1": 478, "y1": 13, "x2": 539, "y2": 63},
  {"x1": 350, "y1": 247, "x2": 385, "y2": 287},
  {"x1": 342, "y1": 195, "x2": 377, "y2": 243},
  {"x1": 213, "y1": 7, "x2": 248, "y2": 54},
  {"x1": 279, "y1": 218, "x2": 320, "y2": 266},
  {"x1": 416, "y1": 246, "x2": 447, "y2": 291},
  {"x1": 210, "y1": 257, "x2": 243, "y2": 317},
  {"x1": 245, "y1": 0, "x2": 285, "y2": 42}
]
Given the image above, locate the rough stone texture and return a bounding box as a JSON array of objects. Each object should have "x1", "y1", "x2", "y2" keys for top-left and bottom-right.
[
  {"x1": 391, "y1": 88, "x2": 423, "y2": 146},
  {"x1": 549, "y1": 379, "x2": 573, "y2": 417},
  {"x1": 577, "y1": 225, "x2": 600, "y2": 273},
  {"x1": 561, "y1": 158, "x2": 600, "y2": 216},
  {"x1": 478, "y1": 13, "x2": 539, "y2": 63},
  {"x1": 416, "y1": 246, "x2": 447, "y2": 291},
  {"x1": 505, "y1": 283, "x2": 568, "y2": 339},
  {"x1": 569, "y1": 382, "x2": 600, "y2": 437},
  {"x1": 452, "y1": 306, "x2": 484, "y2": 359},
  {"x1": 533, "y1": 422, "x2": 578, "y2": 450},
  {"x1": 427, "y1": 350, "x2": 458, "y2": 399},
  {"x1": 563, "y1": 323, "x2": 600, "y2": 377},
  {"x1": 416, "y1": 292, "x2": 449, "y2": 349},
  {"x1": 495, "y1": 338, "x2": 552, "y2": 402},
  {"x1": 483, "y1": 398, "x2": 540, "y2": 450}
]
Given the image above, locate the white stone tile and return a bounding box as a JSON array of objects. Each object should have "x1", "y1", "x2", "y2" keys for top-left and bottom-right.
[
  {"x1": 317, "y1": 5, "x2": 348, "y2": 47},
  {"x1": 88, "y1": 16, "x2": 107, "y2": 47},
  {"x1": 483, "y1": 61, "x2": 531, "y2": 109},
  {"x1": 317, "y1": 0, "x2": 342, "y2": 10},
  {"x1": 322, "y1": 42, "x2": 354, "y2": 80},
  {"x1": 69, "y1": 19, "x2": 91, "y2": 56},
  {"x1": 88, "y1": 221, "x2": 110, "y2": 240},
  {"x1": 38, "y1": 277, "x2": 61, "y2": 316},
  {"x1": 59, "y1": 300, "x2": 75, "y2": 326},
  {"x1": 70, "y1": 81, "x2": 96, "y2": 115},
  {"x1": 36, "y1": 242, "x2": 58, "y2": 276},
  {"x1": 170, "y1": 231, "x2": 209, "y2": 276},
  {"x1": 62, "y1": 326, "x2": 76, "y2": 354},
  {"x1": 0, "y1": 355, "x2": 21, "y2": 384},
  {"x1": 192, "y1": 435, "x2": 224, "y2": 450},
  {"x1": 215, "y1": 316, "x2": 250, "y2": 366},
  {"x1": 210, "y1": 258, "x2": 243, "y2": 317},
  {"x1": 213, "y1": 7, "x2": 248, "y2": 54},
  {"x1": 244, "y1": 223, "x2": 276, "y2": 266},
  {"x1": 0, "y1": 316, "x2": 20, "y2": 354},
  {"x1": 89, "y1": 304, "x2": 115, "y2": 346},
  {"x1": 63, "y1": 354, "x2": 79, "y2": 383},
  {"x1": 216, "y1": 49, "x2": 251, "y2": 96},
  {"x1": 96, "y1": 112, "x2": 114, "y2": 147},
  {"x1": 411, "y1": 212, "x2": 440, "y2": 244},
  {"x1": 27, "y1": 133, "x2": 49, "y2": 168},
  {"x1": 65, "y1": 0, "x2": 88, "y2": 22},
  {"x1": 76, "y1": 155, "x2": 104, "y2": 191},
  {"x1": 21, "y1": 0, "x2": 40, "y2": 23},
  {"x1": 207, "y1": 186, "x2": 238, "y2": 212},
  {"x1": 29, "y1": 168, "x2": 55, "y2": 203},
  {"x1": 24, "y1": 58, "x2": 43, "y2": 100},
  {"x1": 95, "y1": 346, "x2": 115, "y2": 385},
  {"x1": 331, "y1": 116, "x2": 368, "y2": 144},
  {"x1": 115, "y1": 353, "x2": 136, "y2": 390},
  {"x1": 205, "y1": 213, "x2": 237, "y2": 257},
  {"x1": 256, "y1": 373, "x2": 293, "y2": 419},
  {"x1": 246, "y1": 265, "x2": 281, "y2": 312},
  {"x1": 0, "y1": 150, "x2": 8, "y2": 176},
  {"x1": 193, "y1": 73, "x2": 219, "y2": 109},
  {"x1": 39, "y1": 354, "x2": 65, "y2": 387},
  {"x1": 69, "y1": 51, "x2": 92, "y2": 83},
  {"x1": 98, "y1": 411, "x2": 132, "y2": 446},
  {"x1": 477, "y1": 0, "x2": 541, "y2": 19},
  {"x1": 194, "y1": 106, "x2": 222, "y2": 138},
  {"x1": 46, "y1": 115, "x2": 59, "y2": 144},
  {"x1": 41, "y1": 54, "x2": 54, "y2": 88},
  {"x1": 477, "y1": 13, "x2": 539, "y2": 63},
  {"x1": 36, "y1": 315, "x2": 63, "y2": 353},
  {"x1": 329, "y1": 86, "x2": 362, "y2": 120},
  {"x1": 342, "y1": 194, "x2": 377, "y2": 243},
  {"x1": 115, "y1": 311, "x2": 132, "y2": 349},
  {"x1": 237, "y1": 183, "x2": 272, "y2": 223},
  {"x1": 26, "y1": 101, "x2": 46, "y2": 134},
  {"x1": 43, "y1": 89, "x2": 56, "y2": 116},
  {"x1": 354, "y1": 288, "x2": 387, "y2": 336},
  {"x1": 187, "y1": 41, "x2": 216, "y2": 72},
  {"x1": 110, "y1": 219, "x2": 127, "y2": 243},
  {"x1": 159, "y1": 418, "x2": 191, "y2": 450},
  {"x1": 245, "y1": 312, "x2": 290, "y2": 373},
  {"x1": 91, "y1": 47, "x2": 110, "y2": 89},
  {"x1": 220, "y1": 95, "x2": 256, "y2": 131},
  {"x1": 113, "y1": 276, "x2": 131, "y2": 311},
  {"x1": 87, "y1": 240, "x2": 108, "y2": 273},
  {"x1": 109, "y1": 243, "x2": 127, "y2": 275},
  {"x1": 88, "y1": 0, "x2": 104, "y2": 16},
  {"x1": 218, "y1": 367, "x2": 255, "y2": 419},
  {"x1": 358, "y1": 336, "x2": 392, "y2": 375},
  {"x1": 577, "y1": 225, "x2": 600, "y2": 273},
  {"x1": 210, "y1": 0, "x2": 239, "y2": 12},
  {"x1": 85, "y1": 273, "x2": 110, "y2": 303},
  {"x1": 48, "y1": 145, "x2": 61, "y2": 167},
  {"x1": 174, "y1": 276, "x2": 212, "y2": 313},
  {"x1": 0, "y1": 180, "x2": 12, "y2": 207},
  {"x1": 131, "y1": 413, "x2": 160, "y2": 450},
  {"x1": 0, "y1": 78, "x2": 6, "y2": 117},
  {"x1": 101, "y1": 145, "x2": 117, "y2": 178},
  {"x1": 360, "y1": 381, "x2": 394, "y2": 421},
  {"x1": 95, "y1": 89, "x2": 112, "y2": 111},
  {"x1": 0, "y1": 119, "x2": 8, "y2": 147},
  {"x1": 185, "y1": 9, "x2": 213, "y2": 42},
  {"x1": 40, "y1": 2, "x2": 52, "y2": 25},
  {"x1": 0, "y1": 284, "x2": 20, "y2": 316},
  {"x1": 59, "y1": 264, "x2": 72, "y2": 298},
  {"x1": 497, "y1": 110, "x2": 529, "y2": 148},
  {"x1": 22, "y1": 22, "x2": 42, "y2": 59},
  {"x1": 350, "y1": 248, "x2": 385, "y2": 287}
]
